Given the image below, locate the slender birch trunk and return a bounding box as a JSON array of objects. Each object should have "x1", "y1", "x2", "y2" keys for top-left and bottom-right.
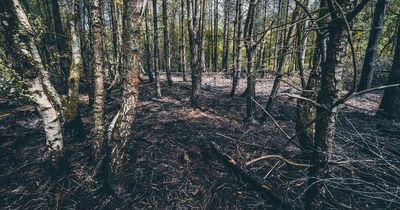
[
  {"x1": 65, "y1": 0, "x2": 83, "y2": 123},
  {"x1": 2, "y1": 0, "x2": 65, "y2": 169},
  {"x1": 90, "y1": 0, "x2": 105, "y2": 161}
]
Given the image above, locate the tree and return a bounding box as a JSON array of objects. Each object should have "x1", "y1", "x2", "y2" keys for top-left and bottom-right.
[
  {"x1": 379, "y1": 20, "x2": 400, "y2": 120},
  {"x1": 162, "y1": 0, "x2": 173, "y2": 86},
  {"x1": 108, "y1": 0, "x2": 141, "y2": 179},
  {"x1": 243, "y1": 0, "x2": 258, "y2": 122},
  {"x1": 1, "y1": 0, "x2": 65, "y2": 170},
  {"x1": 144, "y1": 4, "x2": 155, "y2": 83},
  {"x1": 152, "y1": 0, "x2": 162, "y2": 98},
  {"x1": 305, "y1": 0, "x2": 370, "y2": 209},
  {"x1": 108, "y1": 0, "x2": 123, "y2": 89},
  {"x1": 187, "y1": 0, "x2": 203, "y2": 108},
  {"x1": 358, "y1": 0, "x2": 388, "y2": 90},
  {"x1": 230, "y1": 0, "x2": 243, "y2": 96},
  {"x1": 295, "y1": 0, "x2": 327, "y2": 157},
  {"x1": 221, "y1": 0, "x2": 230, "y2": 73},
  {"x1": 90, "y1": 0, "x2": 105, "y2": 161},
  {"x1": 212, "y1": 0, "x2": 218, "y2": 72},
  {"x1": 180, "y1": 0, "x2": 187, "y2": 81},
  {"x1": 50, "y1": 0, "x2": 69, "y2": 81},
  {"x1": 65, "y1": 0, "x2": 83, "y2": 125}
]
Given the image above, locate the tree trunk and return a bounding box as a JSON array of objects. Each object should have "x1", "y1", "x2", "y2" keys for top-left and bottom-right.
[
  {"x1": 221, "y1": 0, "x2": 230, "y2": 74},
  {"x1": 109, "y1": 0, "x2": 122, "y2": 87},
  {"x1": 65, "y1": 0, "x2": 83, "y2": 124},
  {"x1": 152, "y1": 0, "x2": 162, "y2": 98},
  {"x1": 295, "y1": 0, "x2": 314, "y2": 88},
  {"x1": 379, "y1": 21, "x2": 400, "y2": 120},
  {"x1": 162, "y1": 0, "x2": 173, "y2": 86},
  {"x1": 50, "y1": 0, "x2": 69, "y2": 80},
  {"x1": 187, "y1": 0, "x2": 203, "y2": 108},
  {"x1": 180, "y1": 0, "x2": 187, "y2": 81},
  {"x1": 144, "y1": 4, "x2": 155, "y2": 83},
  {"x1": 305, "y1": 1, "x2": 369, "y2": 207},
  {"x1": 108, "y1": 0, "x2": 141, "y2": 178},
  {"x1": 2, "y1": 0, "x2": 65, "y2": 170},
  {"x1": 200, "y1": 0, "x2": 207, "y2": 73},
  {"x1": 358, "y1": 0, "x2": 388, "y2": 90},
  {"x1": 243, "y1": 0, "x2": 257, "y2": 122},
  {"x1": 212, "y1": 0, "x2": 218, "y2": 72},
  {"x1": 305, "y1": 19, "x2": 347, "y2": 210},
  {"x1": 90, "y1": 0, "x2": 105, "y2": 161},
  {"x1": 295, "y1": 0, "x2": 327, "y2": 157},
  {"x1": 230, "y1": 0, "x2": 242, "y2": 96},
  {"x1": 273, "y1": 0, "x2": 283, "y2": 73}
]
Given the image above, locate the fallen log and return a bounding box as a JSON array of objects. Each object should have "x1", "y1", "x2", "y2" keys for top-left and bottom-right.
[{"x1": 209, "y1": 141, "x2": 289, "y2": 209}]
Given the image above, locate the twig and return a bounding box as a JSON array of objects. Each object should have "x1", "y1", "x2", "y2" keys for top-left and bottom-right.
[
  {"x1": 245, "y1": 155, "x2": 311, "y2": 168},
  {"x1": 263, "y1": 161, "x2": 281, "y2": 179}
]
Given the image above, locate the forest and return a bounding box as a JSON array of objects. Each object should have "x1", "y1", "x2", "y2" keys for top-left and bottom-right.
[{"x1": 0, "y1": 0, "x2": 400, "y2": 209}]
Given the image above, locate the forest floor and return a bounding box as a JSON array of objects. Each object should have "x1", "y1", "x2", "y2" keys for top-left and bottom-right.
[{"x1": 1, "y1": 75, "x2": 399, "y2": 209}]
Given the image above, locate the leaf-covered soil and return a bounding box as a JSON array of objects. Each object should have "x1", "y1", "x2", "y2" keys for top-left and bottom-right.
[{"x1": 1, "y1": 75, "x2": 399, "y2": 209}]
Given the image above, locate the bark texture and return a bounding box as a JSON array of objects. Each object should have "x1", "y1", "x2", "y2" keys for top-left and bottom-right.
[
  {"x1": 305, "y1": 19, "x2": 347, "y2": 210},
  {"x1": 108, "y1": 0, "x2": 141, "y2": 177},
  {"x1": 65, "y1": 0, "x2": 83, "y2": 123},
  {"x1": 1, "y1": 0, "x2": 65, "y2": 168},
  {"x1": 305, "y1": 0, "x2": 369, "y2": 207},
  {"x1": 187, "y1": 0, "x2": 203, "y2": 108},
  {"x1": 90, "y1": 0, "x2": 105, "y2": 160}
]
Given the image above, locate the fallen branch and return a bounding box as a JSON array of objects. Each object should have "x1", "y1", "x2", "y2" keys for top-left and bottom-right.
[
  {"x1": 209, "y1": 141, "x2": 289, "y2": 209},
  {"x1": 245, "y1": 155, "x2": 311, "y2": 168}
]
